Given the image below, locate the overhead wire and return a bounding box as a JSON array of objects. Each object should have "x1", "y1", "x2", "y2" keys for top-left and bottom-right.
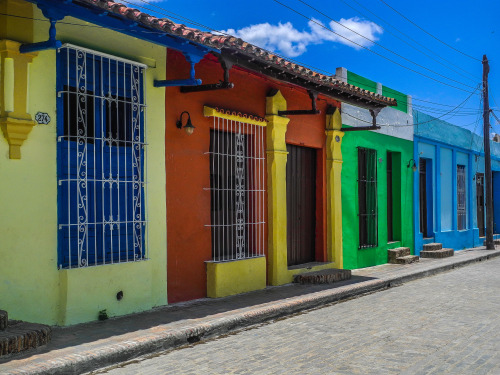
[
  {"x1": 271, "y1": 0, "x2": 480, "y2": 95},
  {"x1": 2, "y1": 5, "x2": 484, "y2": 119},
  {"x1": 343, "y1": 84, "x2": 481, "y2": 127},
  {"x1": 295, "y1": 0, "x2": 478, "y2": 90},
  {"x1": 378, "y1": 0, "x2": 481, "y2": 62},
  {"x1": 343, "y1": 0, "x2": 477, "y2": 79}
]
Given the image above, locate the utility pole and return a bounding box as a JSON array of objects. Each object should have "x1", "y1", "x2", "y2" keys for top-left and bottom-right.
[{"x1": 483, "y1": 55, "x2": 494, "y2": 250}]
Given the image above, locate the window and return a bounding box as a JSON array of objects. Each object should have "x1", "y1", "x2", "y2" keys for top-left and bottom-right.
[
  {"x1": 358, "y1": 147, "x2": 378, "y2": 248},
  {"x1": 208, "y1": 117, "x2": 265, "y2": 261},
  {"x1": 387, "y1": 152, "x2": 402, "y2": 242},
  {"x1": 457, "y1": 165, "x2": 466, "y2": 230},
  {"x1": 387, "y1": 152, "x2": 394, "y2": 242},
  {"x1": 57, "y1": 45, "x2": 147, "y2": 268}
]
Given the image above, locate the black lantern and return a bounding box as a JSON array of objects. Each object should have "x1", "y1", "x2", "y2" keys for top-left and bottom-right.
[{"x1": 176, "y1": 111, "x2": 195, "y2": 135}]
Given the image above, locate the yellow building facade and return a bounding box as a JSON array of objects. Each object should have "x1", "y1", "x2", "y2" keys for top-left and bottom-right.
[{"x1": 0, "y1": 0, "x2": 167, "y2": 325}]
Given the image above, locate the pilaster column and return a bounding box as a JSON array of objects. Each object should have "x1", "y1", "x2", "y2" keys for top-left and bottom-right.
[
  {"x1": 325, "y1": 106, "x2": 344, "y2": 268},
  {"x1": 0, "y1": 40, "x2": 37, "y2": 159},
  {"x1": 265, "y1": 89, "x2": 290, "y2": 285}
]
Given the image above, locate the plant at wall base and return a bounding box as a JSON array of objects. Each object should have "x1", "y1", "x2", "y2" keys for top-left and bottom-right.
[{"x1": 98, "y1": 309, "x2": 109, "y2": 321}]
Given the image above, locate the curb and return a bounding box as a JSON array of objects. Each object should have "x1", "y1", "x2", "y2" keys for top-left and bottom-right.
[{"x1": 3, "y1": 249, "x2": 500, "y2": 375}]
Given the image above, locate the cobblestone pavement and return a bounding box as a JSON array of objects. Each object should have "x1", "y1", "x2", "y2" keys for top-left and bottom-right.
[{"x1": 100, "y1": 256, "x2": 500, "y2": 375}]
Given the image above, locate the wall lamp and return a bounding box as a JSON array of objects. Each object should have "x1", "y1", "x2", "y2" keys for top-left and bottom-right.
[
  {"x1": 407, "y1": 158, "x2": 418, "y2": 172},
  {"x1": 176, "y1": 111, "x2": 195, "y2": 135}
]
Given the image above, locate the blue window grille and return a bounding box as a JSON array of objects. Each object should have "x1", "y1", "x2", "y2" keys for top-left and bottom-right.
[{"x1": 57, "y1": 44, "x2": 147, "y2": 269}]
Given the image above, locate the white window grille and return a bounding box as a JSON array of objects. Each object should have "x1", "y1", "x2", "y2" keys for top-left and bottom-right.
[
  {"x1": 57, "y1": 44, "x2": 147, "y2": 269},
  {"x1": 457, "y1": 164, "x2": 467, "y2": 230},
  {"x1": 206, "y1": 112, "x2": 266, "y2": 261}
]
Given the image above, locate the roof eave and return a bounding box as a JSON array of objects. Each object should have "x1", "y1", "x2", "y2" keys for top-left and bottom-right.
[{"x1": 221, "y1": 48, "x2": 396, "y2": 110}]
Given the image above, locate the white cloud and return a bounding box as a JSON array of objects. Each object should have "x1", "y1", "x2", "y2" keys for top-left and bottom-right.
[
  {"x1": 223, "y1": 17, "x2": 382, "y2": 57},
  {"x1": 310, "y1": 17, "x2": 383, "y2": 50},
  {"x1": 225, "y1": 22, "x2": 315, "y2": 57}
]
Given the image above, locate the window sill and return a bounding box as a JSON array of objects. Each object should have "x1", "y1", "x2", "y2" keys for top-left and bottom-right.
[{"x1": 59, "y1": 258, "x2": 149, "y2": 270}]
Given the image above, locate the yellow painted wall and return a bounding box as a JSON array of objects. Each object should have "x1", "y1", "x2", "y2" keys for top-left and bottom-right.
[
  {"x1": 206, "y1": 257, "x2": 267, "y2": 298},
  {"x1": 0, "y1": 4, "x2": 167, "y2": 325}
]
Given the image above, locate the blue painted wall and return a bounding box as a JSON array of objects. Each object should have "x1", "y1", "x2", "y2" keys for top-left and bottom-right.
[{"x1": 413, "y1": 110, "x2": 500, "y2": 254}]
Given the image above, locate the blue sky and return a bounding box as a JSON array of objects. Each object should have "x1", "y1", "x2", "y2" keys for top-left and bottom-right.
[{"x1": 133, "y1": 0, "x2": 499, "y2": 133}]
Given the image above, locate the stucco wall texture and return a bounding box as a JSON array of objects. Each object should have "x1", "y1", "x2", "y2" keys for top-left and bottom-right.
[
  {"x1": 341, "y1": 130, "x2": 414, "y2": 270},
  {"x1": 164, "y1": 50, "x2": 341, "y2": 303},
  {"x1": 0, "y1": 5, "x2": 167, "y2": 325}
]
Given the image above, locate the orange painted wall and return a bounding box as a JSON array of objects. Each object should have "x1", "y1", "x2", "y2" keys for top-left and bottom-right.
[{"x1": 165, "y1": 50, "x2": 340, "y2": 303}]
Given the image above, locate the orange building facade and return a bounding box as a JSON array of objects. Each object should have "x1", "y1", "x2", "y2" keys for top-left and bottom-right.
[{"x1": 165, "y1": 50, "x2": 344, "y2": 303}]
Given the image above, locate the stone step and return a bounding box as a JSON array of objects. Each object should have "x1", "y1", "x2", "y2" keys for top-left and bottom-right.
[
  {"x1": 423, "y1": 243, "x2": 443, "y2": 251},
  {"x1": 483, "y1": 239, "x2": 500, "y2": 246},
  {"x1": 420, "y1": 248, "x2": 454, "y2": 258},
  {"x1": 0, "y1": 310, "x2": 7, "y2": 331},
  {"x1": 293, "y1": 269, "x2": 352, "y2": 284},
  {"x1": 395, "y1": 255, "x2": 420, "y2": 265},
  {"x1": 388, "y1": 247, "x2": 411, "y2": 263},
  {"x1": 0, "y1": 321, "x2": 51, "y2": 357}
]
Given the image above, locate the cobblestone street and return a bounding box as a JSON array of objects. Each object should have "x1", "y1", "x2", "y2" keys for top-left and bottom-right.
[{"x1": 99, "y1": 257, "x2": 500, "y2": 375}]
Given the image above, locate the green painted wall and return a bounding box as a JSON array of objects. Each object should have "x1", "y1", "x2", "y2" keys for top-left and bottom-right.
[
  {"x1": 341, "y1": 129, "x2": 414, "y2": 269},
  {"x1": 346, "y1": 71, "x2": 377, "y2": 93},
  {"x1": 346, "y1": 71, "x2": 409, "y2": 114},
  {"x1": 382, "y1": 86, "x2": 408, "y2": 113}
]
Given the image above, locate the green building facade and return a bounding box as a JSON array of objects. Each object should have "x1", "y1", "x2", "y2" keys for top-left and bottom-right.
[{"x1": 338, "y1": 68, "x2": 414, "y2": 269}]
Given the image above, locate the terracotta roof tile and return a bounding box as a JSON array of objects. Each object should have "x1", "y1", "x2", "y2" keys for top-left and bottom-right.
[{"x1": 74, "y1": 0, "x2": 396, "y2": 107}]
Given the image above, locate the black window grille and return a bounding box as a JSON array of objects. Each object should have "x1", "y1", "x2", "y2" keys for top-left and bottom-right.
[
  {"x1": 457, "y1": 165, "x2": 466, "y2": 230},
  {"x1": 358, "y1": 147, "x2": 378, "y2": 248},
  {"x1": 387, "y1": 152, "x2": 394, "y2": 242}
]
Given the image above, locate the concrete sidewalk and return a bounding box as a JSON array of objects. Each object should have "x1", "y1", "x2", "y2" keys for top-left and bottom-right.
[{"x1": 1, "y1": 247, "x2": 499, "y2": 375}]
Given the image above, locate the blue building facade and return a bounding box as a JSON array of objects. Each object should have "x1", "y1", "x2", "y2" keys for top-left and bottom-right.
[{"x1": 413, "y1": 110, "x2": 500, "y2": 254}]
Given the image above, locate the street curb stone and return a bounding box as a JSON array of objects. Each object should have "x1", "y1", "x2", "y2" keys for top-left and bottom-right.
[{"x1": 2, "y1": 248, "x2": 500, "y2": 375}]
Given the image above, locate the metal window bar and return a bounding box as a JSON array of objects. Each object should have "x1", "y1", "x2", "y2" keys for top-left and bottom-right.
[
  {"x1": 358, "y1": 147, "x2": 378, "y2": 249},
  {"x1": 57, "y1": 44, "x2": 147, "y2": 269},
  {"x1": 387, "y1": 152, "x2": 393, "y2": 242},
  {"x1": 457, "y1": 165, "x2": 467, "y2": 230},
  {"x1": 206, "y1": 117, "x2": 266, "y2": 261}
]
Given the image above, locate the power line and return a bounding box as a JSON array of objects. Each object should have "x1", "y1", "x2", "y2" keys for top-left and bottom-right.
[
  {"x1": 344, "y1": 84, "x2": 480, "y2": 127},
  {"x1": 295, "y1": 0, "x2": 477, "y2": 90},
  {"x1": 1, "y1": 8, "x2": 483, "y2": 116},
  {"x1": 271, "y1": 0, "x2": 480, "y2": 94},
  {"x1": 122, "y1": 1, "x2": 485, "y2": 115},
  {"x1": 378, "y1": 0, "x2": 481, "y2": 62},
  {"x1": 343, "y1": 0, "x2": 477, "y2": 79}
]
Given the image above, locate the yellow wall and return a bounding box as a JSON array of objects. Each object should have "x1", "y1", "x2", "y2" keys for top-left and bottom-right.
[
  {"x1": 206, "y1": 257, "x2": 266, "y2": 298},
  {"x1": 0, "y1": 4, "x2": 167, "y2": 325},
  {"x1": 266, "y1": 91, "x2": 343, "y2": 286}
]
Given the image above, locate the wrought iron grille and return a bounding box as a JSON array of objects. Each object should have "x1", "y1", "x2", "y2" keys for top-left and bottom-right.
[
  {"x1": 57, "y1": 44, "x2": 147, "y2": 269},
  {"x1": 207, "y1": 117, "x2": 266, "y2": 261},
  {"x1": 387, "y1": 152, "x2": 394, "y2": 242},
  {"x1": 358, "y1": 147, "x2": 378, "y2": 249},
  {"x1": 457, "y1": 165, "x2": 466, "y2": 230}
]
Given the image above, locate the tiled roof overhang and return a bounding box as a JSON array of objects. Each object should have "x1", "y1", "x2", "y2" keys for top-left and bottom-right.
[{"x1": 53, "y1": 0, "x2": 397, "y2": 109}]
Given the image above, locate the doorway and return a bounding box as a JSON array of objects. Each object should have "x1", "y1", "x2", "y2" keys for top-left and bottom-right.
[
  {"x1": 419, "y1": 158, "x2": 433, "y2": 238},
  {"x1": 286, "y1": 144, "x2": 316, "y2": 266},
  {"x1": 476, "y1": 173, "x2": 485, "y2": 237}
]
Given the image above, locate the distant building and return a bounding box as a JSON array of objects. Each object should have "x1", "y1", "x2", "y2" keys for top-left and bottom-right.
[{"x1": 413, "y1": 111, "x2": 500, "y2": 253}]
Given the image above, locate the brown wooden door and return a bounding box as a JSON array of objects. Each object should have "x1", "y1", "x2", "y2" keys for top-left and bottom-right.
[
  {"x1": 286, "y1": 144, "x2": 316, "y2": 266},
  {"x1": 476, "y1": 173, "x2": 485, "y2": 237}
]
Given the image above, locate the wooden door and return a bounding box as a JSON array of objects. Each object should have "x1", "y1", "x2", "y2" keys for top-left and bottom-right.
[
  {"x1": 476, "y1": 173, "x2": 485, "y2": 237},
  {"x1": 286, "y1": 144, "x2": 316, "y2": 266},
  {"x1": 419, "y1": 158, "x2": 428, "y2": 237}
]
